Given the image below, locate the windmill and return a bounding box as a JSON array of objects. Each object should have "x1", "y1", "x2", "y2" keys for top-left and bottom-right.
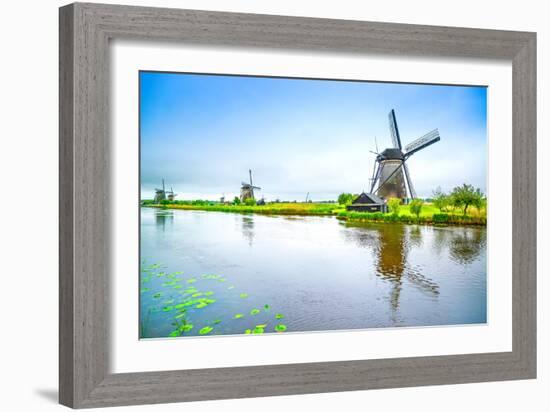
[
  {"x1": 154, "y1": 179, "x2": 177, "y2": 203},
  {"x1": 154, "y1": 179, "x2": 167, "y2": 203},
  {"x1": 240, "y1": 169, "x2": 261, "y2": 202},
  {"x1": 166, "y1": 186, "x2": 177, "y2": 201},
  {"x1": 369, "y1": 109, "x2": 441, "y2": 201}
]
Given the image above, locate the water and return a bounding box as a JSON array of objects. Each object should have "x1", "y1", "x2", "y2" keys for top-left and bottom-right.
[{"x1": 140, "y1": 208, "x2": 486, "y2": 338}]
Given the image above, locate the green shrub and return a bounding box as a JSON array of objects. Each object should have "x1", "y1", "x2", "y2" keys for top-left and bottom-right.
[
  {"x1": 432, "y1": 213, "x2": 449, "y2": 224},
  {"x1": 387, "y1": 198, "x2": 401, "y2": 216},
  {"x1": 244, "y1": 198, "x2": 257, "y2": 206},
  {"x1": 409, "y1": 198, "x2": 424, "y2": 217}
]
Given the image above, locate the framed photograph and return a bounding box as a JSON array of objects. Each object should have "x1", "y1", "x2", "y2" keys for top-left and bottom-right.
[{"x1": 59, "y1": 2, "x2": 536, "y2": 408}]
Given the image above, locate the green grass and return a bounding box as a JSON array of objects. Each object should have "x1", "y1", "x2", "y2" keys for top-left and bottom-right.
[
  {"x1": 145, "y1": 202, "x2": 344, "y2": 216},
  {"x1": 142, "y1": 201, "x2": 486, "y2": 226},
  {"x1": 338, "y1": 204, "x2": 486, "y2": 226}
]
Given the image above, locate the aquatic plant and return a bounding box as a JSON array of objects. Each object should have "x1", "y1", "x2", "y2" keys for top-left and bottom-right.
[{"x1": 140, "y1": 262, "x2": 289, "y2": 338}]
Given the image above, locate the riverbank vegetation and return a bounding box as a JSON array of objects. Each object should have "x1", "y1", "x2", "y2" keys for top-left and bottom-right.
[{"x1": 142, "y1": 184, "x2": 486, "y2": 226}]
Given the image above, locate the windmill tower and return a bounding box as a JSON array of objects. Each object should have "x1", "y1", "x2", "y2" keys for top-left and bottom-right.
[
  {"x1": 370, "y1": 109, "x2": 441, "y2": 201},
  {"x1": 240, "y1": 169, "x2": 261, "y2": 202}
]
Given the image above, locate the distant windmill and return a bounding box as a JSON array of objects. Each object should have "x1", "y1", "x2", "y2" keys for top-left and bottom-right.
[
  {"x1": 166, "y1": 186, "x2": 177, "y2": 201},
  {"x1": 370, "y1": 109, "x2": 441, "y2": 200},
  {"x1": 154, "y1": 179, "x2": 177, "y2": 203},
  {"x1": 154, "y1": 179, "x2": 166, "y2": 203},
  {"x1": 240, "y1": 169, "x2": 261, "y2": 202}
]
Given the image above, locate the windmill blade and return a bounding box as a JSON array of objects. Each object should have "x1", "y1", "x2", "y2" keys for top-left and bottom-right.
[
  {"x1": 402, "y1": 162, "x2": 417, "y2": 199},
  {"x1": 404, "y1": 129, "x2": 440, "y2": 157},
  {"x1": 251, "y1": 186, "x2": 261, "y2": 190},
  {"x1": 388, "y1": 109, "x2": 402, "y2": 150},
  {"x1": 370, "y1": 162, "x2": 382, "y2": 193}
]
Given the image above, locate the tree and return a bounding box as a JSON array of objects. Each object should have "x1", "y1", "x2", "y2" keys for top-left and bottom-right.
[
  {"x1": 244, "y1": 198, "x2": 256, "y2": 206},
  {"x1": 409, "y1": 198, "x2": 424, "y2": 217},
  {"x1": 337, "y1": 193, "x2": 354, "y2": 205},
  {"x1": 387, "y1": 198, "x2": 401, "y2": 216},
  {"x1": 233, "y1": 196, "x2": 241, "y2": 205},
  {"x1": 450, "y1": 184, "x2": 484, "y2": 215},
  {"x1": 432, "y1": 186, "x2": 450, "y2": 212}
]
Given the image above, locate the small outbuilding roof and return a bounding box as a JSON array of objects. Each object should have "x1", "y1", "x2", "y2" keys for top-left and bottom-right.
[{"x1": 352, "y1": 192, "x2": 385, "y2": 205}]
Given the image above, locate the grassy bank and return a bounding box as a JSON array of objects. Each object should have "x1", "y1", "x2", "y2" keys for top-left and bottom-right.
[
  {"x1": 337, "y1": 210, "x2": 486, "y2": 226},
  {"x1": 143, "y1": 202, "x2": 486, "y2": 226},
  {"x1": 146, "y1": 202, "x2": 343, "y2": 216}
]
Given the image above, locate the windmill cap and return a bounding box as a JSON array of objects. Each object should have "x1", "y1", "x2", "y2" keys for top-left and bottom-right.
[{"x1": 379, "y1": 148, "x2": 404, "y2": 160}]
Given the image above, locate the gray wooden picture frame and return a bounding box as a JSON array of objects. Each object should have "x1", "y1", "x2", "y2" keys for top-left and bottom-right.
[{"x1": 59, "y1": 2, "x2": 536, "y2": 408}]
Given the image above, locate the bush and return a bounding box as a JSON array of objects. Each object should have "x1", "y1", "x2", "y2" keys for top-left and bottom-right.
[
  {"x1": 432, "y1": 213, "x2": 449, "y2": 224},
  {"x1": 409, "y1": 198, "x2": 424, "y2": 217},
  {"x1": 244, "y1": 198, "x2": 257, "y2": 206},
  {"x1": 387, "y1": 198, "x2": 401, "y2": 216},
  {"x1": 233, "y1": 196, "x2": 241, "y2": 205}
]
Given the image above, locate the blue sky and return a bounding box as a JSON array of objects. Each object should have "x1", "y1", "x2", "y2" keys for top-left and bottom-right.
[{"x1": 140, "y1": 71, "x2": 487, "y2": 201}]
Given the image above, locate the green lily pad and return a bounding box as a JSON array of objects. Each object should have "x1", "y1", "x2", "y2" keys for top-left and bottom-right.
[
  {"x1": 140, "y1": 288, "x2": 150, "y2": 293},
  {"x1": 204, "y1": 291, "x2": 214, "y2": 296},
  {"x1": 187, "y1": 278, "x2": 197, "y2": 284},
  {"x1": 255, "y1": 324, "x2": 267, "y2": 328},
  {"x1": 213, "y1": 319, "x2": 221, "y2": 324},
  {"x1": 162, "y1": 306, "x2": 174, "y2": 312},
  {"x1": 250, "y1": 308, "x2": 260, "y2": 315},
  {"x1": 191, "y1": 292, "x2": 203, "y2": 298},
  {"x1": 239, "y1": 293, "x2": 248, "y2": 298},
  {"x1": 245, "y1": 329, "x2": 252, "y2": 334},
  {"x1": 234, "y1": 313, "x2": 244, "y2": 319},
  {"x1": 275, "y1": 324, "x2": 287, "y2": 332},
  {"x1": 152, "y1": 292, "x2": 163, "y2": 299},
  {"x1": 179, "y1": 324, "x2": 194, "y2": 333},
  {"x1": 275, "y1": 313, "x2": 284, "y2": 319},
  {"x1": 199, "y1": 326, "x2": 213, "y2": 335},
  {"x1": 264, "y1": 304, "x2": 270, "y2": 310},
  {"x1": 169, "y1": 330, "x2": 180, "y2": 337},
  {"x1": 252, "y1": 327, "x2": 264, "y2": 334}
]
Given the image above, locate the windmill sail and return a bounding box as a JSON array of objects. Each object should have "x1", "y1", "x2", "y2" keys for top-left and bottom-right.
[
  {"x1": 404, "y1": 129, "x2": 440, "y2": 157},
  {"x1": 402, "y1": 163, "x2": 417, "y2": 199},
  {"x1": 388, "y1": 109, "x2": 402, "y2": 150}
]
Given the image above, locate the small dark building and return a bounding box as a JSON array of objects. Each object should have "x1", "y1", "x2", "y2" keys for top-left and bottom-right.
[{"x1": 346, "y1": 192, "x2": 387, "y2": 213}]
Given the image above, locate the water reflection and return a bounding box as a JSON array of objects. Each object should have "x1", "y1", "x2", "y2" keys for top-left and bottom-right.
[
  {"x1": 448, "y1": 228, "x2": 486, "y2": 265},
  {"x1": 240, "y1": 215, "x2": 255, "y2": 246},
  {"x1": 432, "y1": 226, "x2": 486, "y2": 265},
  {"x1": 154, "y1": 210, "x2": 173, "y2": 231},
  {"x1": 343, "y1": 222, "x2": 439, "y2": 319}
]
